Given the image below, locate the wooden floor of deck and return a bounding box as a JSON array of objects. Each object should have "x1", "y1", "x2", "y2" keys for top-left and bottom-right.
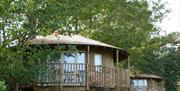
[{"x1": 35, "y1": 86, "x2": 130, "y2": 91}]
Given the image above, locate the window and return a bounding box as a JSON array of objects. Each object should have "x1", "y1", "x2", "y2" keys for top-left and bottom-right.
[
  {"x1": 41, "y1": 52, "x2": 85, "y2": 83},
  {"x1": 64, "y1": 53, "x2": 76, "y2": 63},
  {"x1": 63, "y1": 52, "x2": 85, "y2": 83},
  {"x1": 94, "y1": 54, "x2": 102, "y2": 66},
  {"x1": 63, "y1": 52, "x2": 85, "y2": 77},
  {"x1": 77, "y1": 52, "x2": 85, "y2": 63},
  {"x1": 131, "y1": 79, "x2": 148, "y2": 91},
  {"x1": 138, "y1": 80, "x2": 147, "y2": 86},
  {"x1": 63, "y1": 52, "x2": 85, "y2": 71},
  {"x1": 64, "y1": 52, "x2": 85, "y2": 63},
  {"x1": 94, "y1": 54, "x2": 102, "y2": 71},
  {"x1": 131, "y1": 79, "x2": 147, "y2": 87}
]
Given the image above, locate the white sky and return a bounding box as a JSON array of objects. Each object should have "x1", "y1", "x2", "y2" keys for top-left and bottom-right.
[{"x1": 159, "y1": 0, "x2": 180, "y2": 34}]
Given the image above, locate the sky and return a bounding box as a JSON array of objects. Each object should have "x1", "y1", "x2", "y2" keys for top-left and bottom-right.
[{"x1": 159, "y1": 0, "x2": 180, "y2": 34}]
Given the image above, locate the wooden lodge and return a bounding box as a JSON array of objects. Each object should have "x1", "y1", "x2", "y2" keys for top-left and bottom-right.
[
  {"x1": 19, "y1": 33, "x2": 131, "y2": 91},
  {"x1": 130, "y1": 74, "x2": 165, "y2": 91}
]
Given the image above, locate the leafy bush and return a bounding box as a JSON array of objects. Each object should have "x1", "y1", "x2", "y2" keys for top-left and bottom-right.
[{"x1": 0, "y1": 81, "x2": 6, "y2": 91}]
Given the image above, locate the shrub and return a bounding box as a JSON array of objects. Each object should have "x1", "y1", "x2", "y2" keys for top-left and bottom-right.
[{"x1": 0, "y1": 81, "x2": 6, "y2": 91}]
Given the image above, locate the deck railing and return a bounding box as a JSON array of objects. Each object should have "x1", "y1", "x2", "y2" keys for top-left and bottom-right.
[
  {"x1": 131, "y1": 86, "x2": 165, "y2": 91},
  {"x1": 131, "y1": 86, "x2": 148, "y2": 91},
  {"x1": 38, "y1": 63, "x2": 85, "y2": 86},
  {"x1": 37, "y1": 63, "x2": 130, "y2": 88},
  {"x1": 89, "y1": 65, "x2": 130, "y2": 87}
]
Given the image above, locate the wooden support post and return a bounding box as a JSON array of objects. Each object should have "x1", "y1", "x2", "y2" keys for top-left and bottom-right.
[
  {"x1": 85, "y1": 45, "x2": 90, "y2": 91},
  {"x1": 127, "y1": 56, "x2": 131, "y2": 91},
  {"x1": 59, "y1": 63, "x2": 64, "y2": 91},
  {"x1": 128, "y1": 56, "x2": 130, "y2": 72},
  {"x1": 116, "y1": 50, "x2": 119, "y2": 67}
]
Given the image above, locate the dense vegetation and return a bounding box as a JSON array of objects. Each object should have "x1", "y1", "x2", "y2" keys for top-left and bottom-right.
[
  {"x1": 0, "y1": 0, "x2": 179, "y2": 91},
  {"x1": 0, "y1": 81, "x2": 6, "y2": 91},
  {"x1": 80, "y1": 0, "x2": 180, "y2": 90}
]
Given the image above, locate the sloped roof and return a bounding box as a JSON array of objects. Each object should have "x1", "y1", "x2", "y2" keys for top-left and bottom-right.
[
  {"x1": 27, "y1": 34, "x2": 129, "y2": 55},
  {"x1": 28, "y1": 34, "x2": 118, "y2": 48}
]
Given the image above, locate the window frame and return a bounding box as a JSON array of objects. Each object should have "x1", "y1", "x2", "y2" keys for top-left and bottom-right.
[
  {"x1": 94, "y1": 53, "x2": 103, "y2": 72},
  {"x1": 131, "y1": 79, "x2": 148, "y2": 87},
  {"x1": 63, "y1": 51, "x2": 85, "y2": 64}
]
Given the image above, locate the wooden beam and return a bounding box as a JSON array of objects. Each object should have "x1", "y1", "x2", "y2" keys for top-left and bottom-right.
[
  {"x1": 128, "y1": 56, "x2": 130, "y2": 71},
  {"x1": 85, "y1": 45, "x2": 90, "y2": 91},
  {"x1": 59, "y1": 62, "x2": 64, "y2": 91},
  {"x1": 128, "y1": 56, "x2": 131, "y2": 91},
  {"x1": 116, "y1": 50, "x2": 119, "y2": 67}
]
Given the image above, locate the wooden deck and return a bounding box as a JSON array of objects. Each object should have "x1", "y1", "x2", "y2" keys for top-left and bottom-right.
[{"x1": 36, "y1": 63, "x2": 130, "y2": 90}]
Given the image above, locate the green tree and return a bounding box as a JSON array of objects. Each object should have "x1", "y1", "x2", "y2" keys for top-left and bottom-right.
[
  {"x1": 81, "y1": 0, "x2": 168, "y2": 68},
  {"x1": 0, "y1": 0, "x2": 107, "y2": 90},
  {"x1": 0, "y1": 0, "x2": 175, "y2": 90},
  {"x1": 80, "y1": 0, "x2": 180, "y2": 90},
  {"x1": 141, "y1": 47, "x2": 180, "y2": 91},
  {"x1": 139, "y1": 33, "x2": 180, "y2": 91},
  {"x1": 0, "y1": 0, "x2": 106, "y2": 47}
]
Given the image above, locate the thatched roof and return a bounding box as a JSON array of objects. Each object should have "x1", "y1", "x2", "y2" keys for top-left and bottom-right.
[
  {"x1": 131, "y1": 74, "x2": 164, "y2": 80},
  {"x1": 27, "y1": 34, "x2": 129, "y2": 56}
]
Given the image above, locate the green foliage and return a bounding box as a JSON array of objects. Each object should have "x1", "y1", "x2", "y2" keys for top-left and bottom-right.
[
  {"x1": 81, "y1": 0, "x2": 169, "y2": 67},
  {"x1": 81, "y1": 0, "x2": 169, "y2": 70},
  {"x1": 80, "y1": 0, "x2": 180, "y2": 90},
  {"x1": 0, "y1": 0, "x2": 106, "y2": 47},
  {"x1": 140, "y1": 47, "x2": 180, "y2": 91},
  {"x1": 0, "y1": 45, "x2": 70, "y2": 90},
  {"x1": 0, "y1": 81, "x2": 6, "y2": 91},
  {"x1": 161, "y1": 48, "x2": 180, "y2": 91},
  {"x1": 0, "y1": 0, "x2": 111, "y2": 90},
  {"x1": 0, "y1": 0, "x2": 178, "y2": 91},
  {"x1": 137, "y1": 33, "x2": 180, "y2": 91}
]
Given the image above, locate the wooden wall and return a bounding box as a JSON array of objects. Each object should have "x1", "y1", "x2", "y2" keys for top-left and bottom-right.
[
  {"x1": 148, "y1": 79, "x2": 165, "y2": 91},
  {"x1": 131, "y1": 78, "x2": 165, "y2": 91},
  {"x1": 86, "y1": 46, "x2": 114, "y2": 67}
]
